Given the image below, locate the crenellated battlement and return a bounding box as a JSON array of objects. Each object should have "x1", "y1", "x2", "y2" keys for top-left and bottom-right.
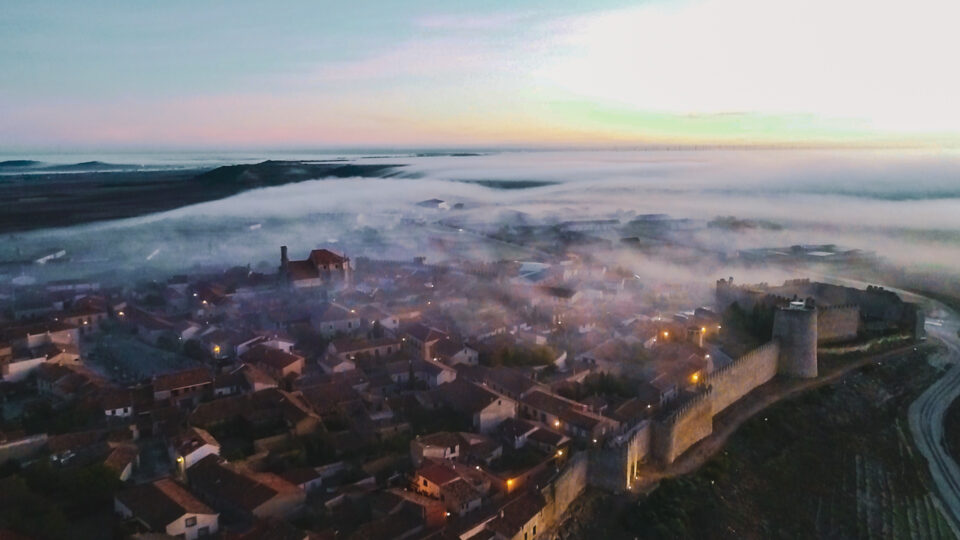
[
  {"x1": 710, "y1": 341, "x2": 779, "y2": 380},
  {"x1": 709, "y1": 340, "x2": 780, "y2": 415},
  {"x1": 818, "y1": 303, "x2": 859, "y2": 312},
  {"x1": 656, "y1": 386, "x2": 714, "y2": 427}
]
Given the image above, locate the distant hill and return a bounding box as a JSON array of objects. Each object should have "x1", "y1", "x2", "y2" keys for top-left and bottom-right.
[
  {"x1": 0, "y1": 159, "x2": 44, "y2": 169},
  {"x1": 0, "y1": 160, "x2": 147, "y2": 173},
  {"x1": 0, "y1": 159, "x2": 405, "y2": 233},
  {"x1": 193, "y1": 160, "x2": 403, "y2": 187},
  {"x1": 41, "y1": 161, "x2": 142, "y2": 172}
]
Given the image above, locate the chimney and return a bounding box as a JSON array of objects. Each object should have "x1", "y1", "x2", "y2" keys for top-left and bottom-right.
[{"x1": 280, "y1": 245, "x2": 289, "y2": 268}]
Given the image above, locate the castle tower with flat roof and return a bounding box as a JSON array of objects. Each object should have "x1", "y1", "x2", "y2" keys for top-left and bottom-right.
[{"x1": 773, "y1": 301, "x2": 818, "y2": 378}]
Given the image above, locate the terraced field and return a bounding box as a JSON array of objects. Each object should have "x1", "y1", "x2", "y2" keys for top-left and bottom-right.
[{"x1": 815, "y1": 424, "x2": 953, "y2": 539}]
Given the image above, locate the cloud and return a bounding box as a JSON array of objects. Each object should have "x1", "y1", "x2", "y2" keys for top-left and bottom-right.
[
  {"x1": 3, "y1": 1, "x2": 959, "y2": 147},
  {"x1": 312, "y1": 38, "x2": 498, "y2": 82},
  {"x1": 8, "y1": 150, "x2": 960, "y2": 286},
  {"x1": 537, "y1": 0, "x2": 960, "y2": 133},
  {"x1": 413, "y1": 12, "x2": 534, "y2": 31}
]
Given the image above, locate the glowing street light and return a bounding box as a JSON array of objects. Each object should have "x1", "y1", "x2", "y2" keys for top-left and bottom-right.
[
  {"x1": 553, "y1": 420, "x2": 561, "y2": 428},
  {"x1": 691, "y1": 373, "x2": 699, "y2": 383},
  {"x1": 556, "y1": 449, "x2": 564, "y2": 457}
]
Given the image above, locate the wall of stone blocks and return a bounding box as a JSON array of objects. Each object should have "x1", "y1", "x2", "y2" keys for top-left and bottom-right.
[{"x1": 709, "y1": 341, "x2": 780, "y2": 415}]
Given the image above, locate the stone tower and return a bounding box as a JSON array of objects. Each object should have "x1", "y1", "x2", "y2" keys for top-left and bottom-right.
[{"x1": 773, "y1": 301, "x2": 818, "y2": 378}]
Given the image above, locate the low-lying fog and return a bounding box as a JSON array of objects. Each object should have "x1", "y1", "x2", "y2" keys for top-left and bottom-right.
[{"x1": 2, "y1": 148, "x2": 960, "y2": 286}]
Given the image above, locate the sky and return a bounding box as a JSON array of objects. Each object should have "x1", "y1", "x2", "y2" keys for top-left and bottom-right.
[{"x1": 2, "y1": 0, "x2": 959, "y2": 150}]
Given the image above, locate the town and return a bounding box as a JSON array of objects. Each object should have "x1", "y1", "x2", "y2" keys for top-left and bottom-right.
[{"x1": 0, "y1": 242, "x2": 925, "y2": 540}]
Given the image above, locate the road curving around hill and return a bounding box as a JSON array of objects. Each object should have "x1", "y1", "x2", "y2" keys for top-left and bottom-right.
[{"x1": 909, "y1": 317, "x2": 960, "y2": 538}]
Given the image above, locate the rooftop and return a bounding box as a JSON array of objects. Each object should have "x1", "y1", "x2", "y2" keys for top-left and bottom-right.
[{"x1": 116, "y1": 478, "x2": 215, "y2": 530}]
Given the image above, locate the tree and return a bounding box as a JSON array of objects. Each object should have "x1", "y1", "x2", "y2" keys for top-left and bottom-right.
[
  {"x1": 407, "y1": 360, "x2": 417, "y2": 391},
  {"x1": 156, "y1": 334, "x2": 180, "y2": 352},
  {"x1": 182, "y1": 339, "x2": 209, "y2": 362}
]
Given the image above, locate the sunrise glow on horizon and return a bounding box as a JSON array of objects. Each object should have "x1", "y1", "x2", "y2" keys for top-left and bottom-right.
[{"x1": 2, "y1": 0, "x2": 959, "y2": 150}]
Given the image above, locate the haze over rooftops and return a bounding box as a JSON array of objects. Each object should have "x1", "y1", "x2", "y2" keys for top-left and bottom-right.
[{"x1": 308, "y1": 249, "x2": 348, "y2": 266}]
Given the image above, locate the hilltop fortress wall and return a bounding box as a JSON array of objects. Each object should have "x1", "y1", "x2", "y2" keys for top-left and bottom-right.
[
  {"x1": 588, "y1": 421, "x2": 651, "y2": 492},
  {"x1": 817, "y1": 304, "x2": 860, "y2": 343},
  {"x1": 717, "y1": 277, "x2": 924, "y2": 341},
  {"x1": 651, "y1": 388, "x2": 714, "y2": 465},
  {"x1": 585, "y1": 277, "x2": 919, "y2": 487},
  {"x1": 540, "y1": 451, "x2": 589, "y2": 527},
  {"x1": 709, "y1": 341, "x2": 780, "y2": 414}
]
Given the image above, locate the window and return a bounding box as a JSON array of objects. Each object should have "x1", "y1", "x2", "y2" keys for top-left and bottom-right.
[
  {"x1": 185, "y1": 516, "x2": 197, "y2": 527},
  {"x1": 199, "y1": 527, "x2": 210, "y2": 537},
  {"x1": 423, "y1": 479, "x2": 428, "y2": 487},
  {"x1": 533, "y1": 525, "x2": 537, "y2": 535}
]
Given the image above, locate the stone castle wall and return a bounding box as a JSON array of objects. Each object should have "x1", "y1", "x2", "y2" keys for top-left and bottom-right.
[
  {"x1": 817, "y1": 304, "x2": 860, "y2": 343},
  {"x1": 708, "y1": 341, "x2": 780, "y2": 415},
  {"x1": 540, "y1": 451, "x2": 589, "y2": 527},
  {"x1": 651, "y1": 388, "x2": 714, "y2": 465},
  {"x1": 587, "y1": 421, "x2": 651, "y2": 492},
  {"x1": 716, "y1": 279, "x2": 767, "y2": 311}
]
